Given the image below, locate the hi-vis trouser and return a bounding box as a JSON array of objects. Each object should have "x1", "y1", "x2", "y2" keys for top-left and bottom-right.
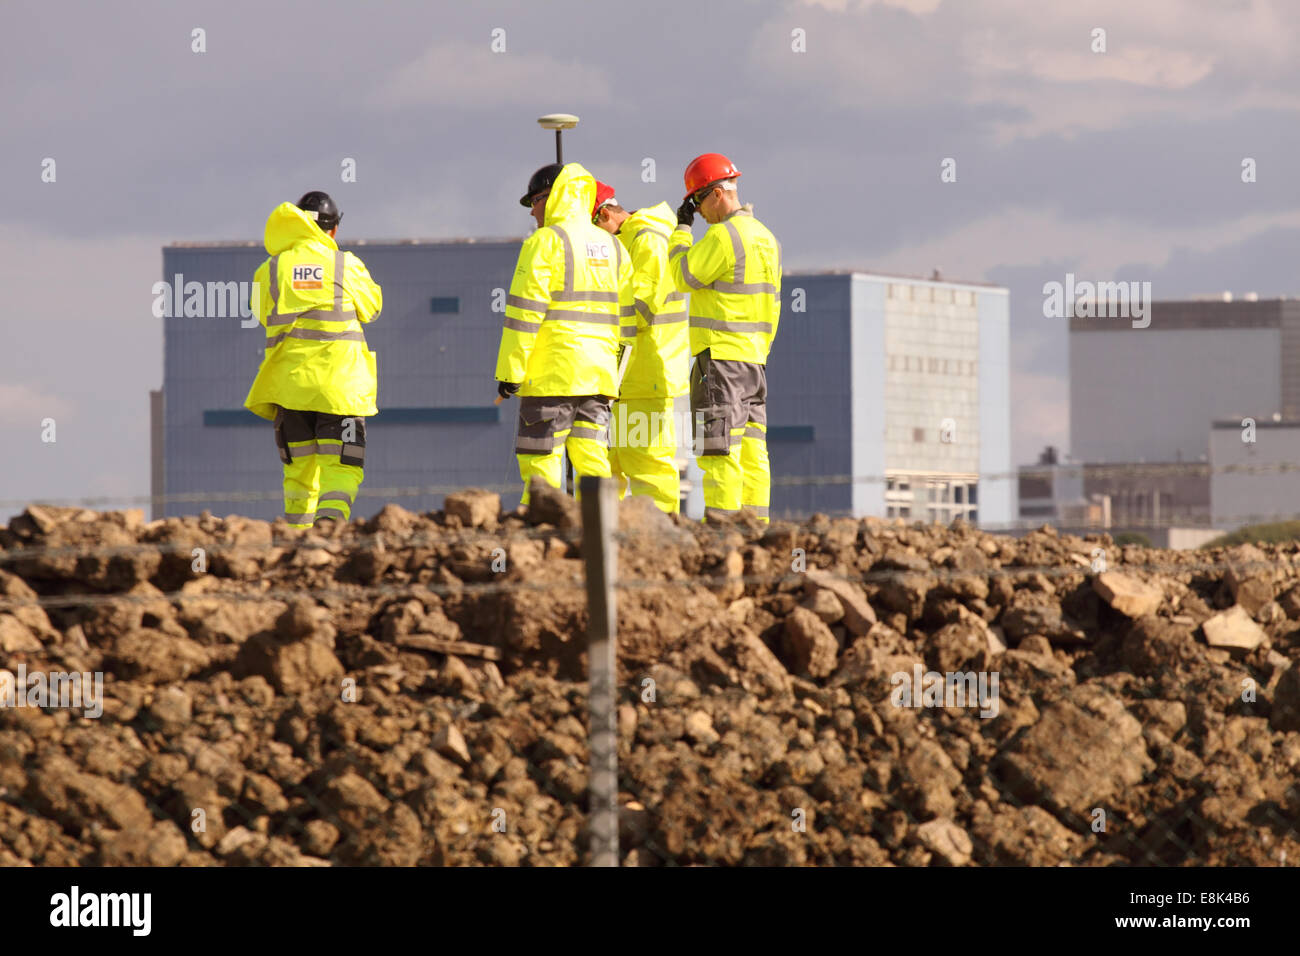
[
  {"x1": 273, "y1": 406, "x2": 366, "y2": 527},
  {"x1": 690, "y1": 350, "x2": 769, "y2": 523},
  {"x1": 515, "y1": 395, "x2": 612, "y2": 504},
  {"x1": 609, "y1": 397, "x2": 680, "y2": 513}
]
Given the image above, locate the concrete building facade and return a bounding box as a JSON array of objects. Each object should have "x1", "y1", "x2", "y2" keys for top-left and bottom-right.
[{"x1": 155, "y1": 244, "x2": 1013, "y2": 525}]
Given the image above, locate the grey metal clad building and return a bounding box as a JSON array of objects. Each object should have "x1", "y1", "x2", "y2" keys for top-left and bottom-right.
[
  {"x1": 1067, "y1": 297, "x2": 1300, "y2": 530},
  {"x1": 155, "y1": 247, "x2": 1013, "y2": 526},
  {"x1": 1069, "y1": 297, "x2": 1299, "y2": 464}
]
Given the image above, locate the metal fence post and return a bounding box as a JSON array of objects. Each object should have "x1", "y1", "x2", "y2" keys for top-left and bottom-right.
[{"x1": 580, "y1": 475, "x2": 618, "y2": 866}]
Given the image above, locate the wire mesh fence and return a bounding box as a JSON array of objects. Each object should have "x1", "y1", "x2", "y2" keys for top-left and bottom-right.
[{"x1": 0, "y1": 475, "x2": 1298, "y2": 866}]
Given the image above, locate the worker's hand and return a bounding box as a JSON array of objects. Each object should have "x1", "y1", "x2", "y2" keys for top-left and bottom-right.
[
  {"x1": 497, "y1": 381, "x2": 521, "y2": 400},
  {"x1": 676, "y1": 198, "x2": 696, "y2": 227}
]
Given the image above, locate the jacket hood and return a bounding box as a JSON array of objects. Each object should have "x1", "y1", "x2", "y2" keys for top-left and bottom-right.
[
  {"x1": 543, "y1": 163, "x2": 597, "y2": 226},
  {"x1": 264, "y1": 202, "x2": 338, "y2": 256},
  {"x1": 621, "y1": 201, "x2": 675, "y2": 238}
]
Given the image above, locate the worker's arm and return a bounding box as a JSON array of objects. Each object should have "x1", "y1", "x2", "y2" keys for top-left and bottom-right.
[
  {"x1": 770, "y1": 238, "x2": 783, "y2": 347},
  {"x1": 344, "y1": 253, "x2": 383, "y2": 323},
  {"x1": 666, "y1": 224, "x2": 728, "y2": 294},
  {"x1": 618, "y1": 240, "x2": 638, "y2": 345},
  {"x1": 251, "y1": 259, "x2": 271, "y2": 328},
  {"x1": 495, "y1": 230, "x2": 554, "y2": 384},
  {"x1": 629, "y1": 229, "x2": 668, "y2": 324}
]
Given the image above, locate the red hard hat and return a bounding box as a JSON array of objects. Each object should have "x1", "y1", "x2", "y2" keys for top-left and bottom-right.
[
  {"x1": 683, "y1": 153, "x2": 741, "y2": 200},
  {"x1": 591, "y1": 181, "x2": 617, "y2": 220}
]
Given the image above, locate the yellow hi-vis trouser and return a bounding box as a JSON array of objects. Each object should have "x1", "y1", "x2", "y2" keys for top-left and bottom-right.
[
  {"x1": 609, "y1": 397, "x2": 680, "y2": 513},
  {"x1": 273, "y1": 407, "x2": 366, "y2": 527},
  {"x1": 690, "y1": 351, "x2": 770, "y2": 524},
  {"x1": 514, "y1": 395, "x2": 612, "y2": 505}
]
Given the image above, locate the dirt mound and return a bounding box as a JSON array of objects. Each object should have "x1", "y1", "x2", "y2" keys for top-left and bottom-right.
[{"x1": 0, "y1": 500, "x2": 1298, "y2": 866}]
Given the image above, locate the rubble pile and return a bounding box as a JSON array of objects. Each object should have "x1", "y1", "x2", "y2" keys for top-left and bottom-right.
[{"x1": 0, "y1": 486, "x2": 1298, "y2": 866}]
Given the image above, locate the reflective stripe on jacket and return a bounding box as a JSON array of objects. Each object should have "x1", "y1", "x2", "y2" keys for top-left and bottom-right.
[
  {"x1": 495, "y1": 163, "x2": 635, "y2": 397},
  {"x1": 616, "y1": 202, "x2": 689, "y2": 400},
  {"x1": 244, "y1": 203, "x2": 382, "y2": 420},
  {"x1": 667, "y1": 207, "x2": 781, "y2": 364}
]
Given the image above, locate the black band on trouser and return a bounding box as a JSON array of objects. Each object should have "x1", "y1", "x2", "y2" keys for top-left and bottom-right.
[{"x1": 515, "y1": 395, "x2": 611, "y2": 455}]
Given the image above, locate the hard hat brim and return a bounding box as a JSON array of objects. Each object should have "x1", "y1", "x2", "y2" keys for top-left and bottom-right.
[{"x1": 683, "y1": 171, "x2": 742, "y2": 202}]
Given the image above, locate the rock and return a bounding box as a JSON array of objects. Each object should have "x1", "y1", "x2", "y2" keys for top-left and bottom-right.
[
  {"x1": 801, "y1": 589, "x2": 845, "y2": 625},
  {"x1": 217, "y1": 826, "x2": 269, "y2": 864},
  {"x1": 782, "y1": 607, "x2": 839, "y2": 677},
  {"x1": 444, "y1": 489, "x2": 500, "y2": 530},
  {"x1": 236, "y1": 632, "x2": 344, "y2": 695},
  {"x1": 276, "y1": 599, "x2": 336, "y2": 646},
  {"x1": 876, "y1": 573, "x2": 932, "y2": 622},
  {"x1": 1202, "y1": 605, "x2": 1266, "y2": 651},
  {"x1": 914, "y1": 818, "x2": 972, "y2": 866},
  {"x1": 524, "y1": 478, "x2": 579, "y2": 530},
  {"x1": 971, "y1": 804, "x2": 1085, "y2": 866},
  {"x1": 368, "y1": 503, "x2": 418, "y2": 535},
  {"x1": 435, "y1": 654, "x2": 478, "y2": 696},
  {"x1": 1132, "y1": 699, "x2": 1187, "y2": 738},
  {"x1": 99, "y1": 822, "x2": 188, "y2": 866},
  {"x1": 900, "y1": 740, "x2": 962, "y2": 820},
  {"x1": 684, "y1": 711, "x2": 720, "y2": 746},
  {"x1": 1278, "y1": 586, "x2": 1300, "y2": 620},
  {"x1": 994, "y1": 684, "x2": 1154, "y2": 818},
  {"x1": 433, "y1": 724, "x2": 471, "y2": 765},
  {"x1": 301, "y1": 820, "x2": 340, "y2": 857},
  {"x1": 1225, "y1": 546, "x2": 1273, "y2": 616},
  {"x1": 25, "y1": 755, "x2": 154, "y2": 832},
  {"x1": 726, "y1": 627, "x2": 788, "y2": 683},
  {"x1": 804, "y1": 569, "x2": 877, "y2": 634},
  {"x1": 1000, "y1": 600, "x2": 1086, "y2": 644},
  {"x1": 148, "y1": 686, "x2": 193, "y2": 727},
  {"x1": 109, "y1": 628, "x2": 210, "y2": 683},
  {"x1": 1094, "y1": 572, "x2": 1163, "y2": 618},
  {"x1": 712, "y1": 550, "x2": 745, "y2": 603},
  {"x1": 0, "y1": 614, "x2": 42, "y2": 652},
  {"x1": 924, "y1": 620, "x2": 990, "y2": 673},
  {"x1": 1018, "y1": 634, "x2": 1052, "y2": 655},
  {"x1": 1270, "y1": 665, "x2": 1300, "y2": 733}
]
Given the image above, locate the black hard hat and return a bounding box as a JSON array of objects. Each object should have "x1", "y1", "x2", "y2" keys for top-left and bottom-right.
[
  {"x1": 520, "y1": 163, "x2": 563, "y2": 207},
  {"x1": 297, "y1": 190, "x2": 342, "y2": 231}
]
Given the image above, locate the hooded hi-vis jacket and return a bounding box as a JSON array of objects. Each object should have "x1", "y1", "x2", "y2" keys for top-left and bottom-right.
[
  {"x1": 616, "y1": 202, "x2": 689, "y2": 400},
  {"x1": 244, "y1": 203, "x2": 383, "y2": 420},
  {"x1": 495, "y1": 163, "x2": 634, "y2": 397},
  {"x1": 667, "y1": 207, "x2": 781, "y2": 364}
]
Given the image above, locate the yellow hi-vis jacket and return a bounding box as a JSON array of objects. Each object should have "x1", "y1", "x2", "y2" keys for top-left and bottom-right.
[
  {"x1": 667, "y1": 207, "x2": 782, "y2": 364},
  {"x1": 244, "y1": 203, "x2": 383, "y2": 421},
  {"x1": 495, "y1": 163, "x2": 634, "y2": 397},
  {"x1": 616, "y1": 202, "x2": 689, "y2": 400}
]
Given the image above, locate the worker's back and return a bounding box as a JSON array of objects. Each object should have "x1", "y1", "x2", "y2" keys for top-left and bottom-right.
[
  {"x1": 244, "y1": 203, "x2": 382, "y2": 420},
  {"x1": 496, "y1": 163, "x2": 633, "y2": 397}
]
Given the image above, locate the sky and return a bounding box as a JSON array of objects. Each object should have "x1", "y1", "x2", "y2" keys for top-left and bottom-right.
[{"x1": 4, "y1": 0, "x2": 1300, "y2": 520}]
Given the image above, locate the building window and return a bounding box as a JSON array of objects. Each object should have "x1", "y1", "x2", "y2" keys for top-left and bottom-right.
[
  {"x1": 430, "y1": 296, "x2": 460, "y2": 313},
  {"x1": 913, "y1": 427, "x2": 925, "y2": 443}
]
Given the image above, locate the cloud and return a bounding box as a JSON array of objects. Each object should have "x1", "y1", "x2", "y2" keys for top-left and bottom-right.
[
  {"x1": 370, "y1": 42, "x2": 614, "y2": 111},
  {"x1": 0, "y1": 385, "x2": 75, "y2": 429}
]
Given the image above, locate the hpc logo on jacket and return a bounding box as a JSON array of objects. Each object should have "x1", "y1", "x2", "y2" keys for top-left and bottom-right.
[{"x1": 292, "y1": 264, "x2": 325, "y2": 289}]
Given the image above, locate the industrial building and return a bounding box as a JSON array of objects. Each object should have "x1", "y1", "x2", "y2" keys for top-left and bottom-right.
[
  {"x1": 153, "y1": 241, "x2": 1013, "y2": 525},
  {"x1": 1210, "y1": 417, "x2": 1300, "y2": 529},
  {"x1": 1052, "y1": 295, "x2": 1300, "y2": 540}
]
